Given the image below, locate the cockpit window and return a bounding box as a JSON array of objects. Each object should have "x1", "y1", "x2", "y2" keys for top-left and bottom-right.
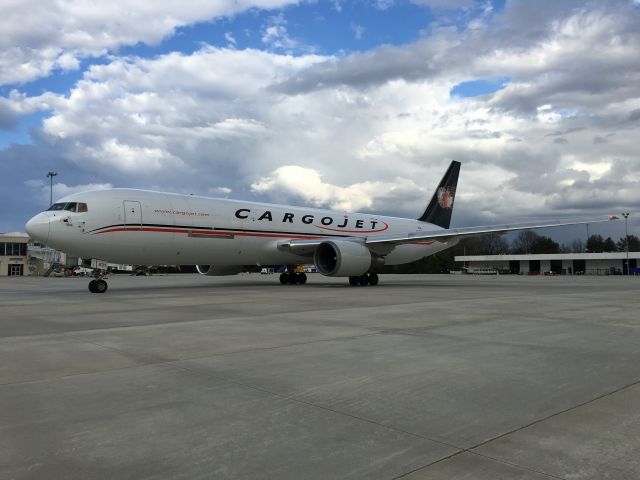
[{"x1": 46, "y1": 202, "x2": 88, "y2": 212}]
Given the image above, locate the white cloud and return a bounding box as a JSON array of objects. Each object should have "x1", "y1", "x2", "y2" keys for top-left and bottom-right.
[
  {"x1": 261, "y1": 14, "x2": 311, "y2": 52},
  {"x1": 569, "y1": 160, "x2": 612, "y2": 181},
  {"x1": 251, "y1": 165, "x2": 422, "y2": 212},
  {"x1": 411, "y1": 0, "x2": 474, "y2": 8},
  {"x1": 208, "y1": 187, "x2": 233, "y2": 197},
  {"x1": 351, "y1": 23, "x2": 365, "y2": 40},
  {"x1": 0, "y1": 0, "x2": 301, "y2": 85},
  {"x1": 25, "y1": 180, "x2": 114, "y2": 203},
  {"x1": 225, "y1": 32, "x2": 237, "y2": 48},
  {"x1": 85, "y1": 139, "x2": 186, "y2": 173},
  {"x1": 373, "y1": 0, "x2": 396, "y2": 10}
]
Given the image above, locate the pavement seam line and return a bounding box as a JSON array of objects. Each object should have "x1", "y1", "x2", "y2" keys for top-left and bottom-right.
[
  {"x1": 391, "y1": 376, "x2": 640, "y2": 480},
  {"x1": 57, "y1": 334, "x2": 463, "y2": 452},
  {"x1": 389, "y1": 449, "x2": 564, "y2": 480},
  {"x1": 468, "y1": 375, "x2": 640, "y2": 451},
  {"x1": 166, "y1": 360, "x2": 464, "y2": 453},
  {"x1": 0, "y1": 332, "x2": 380, "y2": 387}
]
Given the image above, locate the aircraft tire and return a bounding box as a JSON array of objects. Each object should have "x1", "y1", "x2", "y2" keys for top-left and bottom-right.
[
  {"x1": 297, "y1": 273, "x2": 307, "y2": 284},
  {"x1": 348, "y1": 276, "x2": 359, "y2": 286},
  {"x1": 88, "y1": 280, "x2": 97, "y2": 293},
  {"x1": 94, "y1": 279, "x2": 108, "y2": 293},
  {"x1": 358, "y1": 275, "x2": 369, "y2": 286},
  {"x1": 368, "y1": 273, "x2": 379, "y2": 286},
  {"x1": 279, "y1": 273, "x2": 289, "y2": 285}
]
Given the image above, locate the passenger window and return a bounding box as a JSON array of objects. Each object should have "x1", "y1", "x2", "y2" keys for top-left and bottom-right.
[
  {"x1": 77, "y1": 203, "x2": 88, "y2": 213},
  {"x1": 64, "y1": 202, "x2": 77, "y2": 212}
]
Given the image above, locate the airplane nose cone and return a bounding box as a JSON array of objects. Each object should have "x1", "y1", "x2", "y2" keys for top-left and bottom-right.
[{"x1": 26, "y1": 213, "x2": 50, "y2": 243}]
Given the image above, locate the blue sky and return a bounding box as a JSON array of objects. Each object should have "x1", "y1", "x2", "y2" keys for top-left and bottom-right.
[{"x1": 0, "y1": 0, "x2": 638, "y2": 242}]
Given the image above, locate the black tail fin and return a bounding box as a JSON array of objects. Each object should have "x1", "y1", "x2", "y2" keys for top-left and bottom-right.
[{"x1": 417, "y1": 160, "x2": 461, "y2": 229}]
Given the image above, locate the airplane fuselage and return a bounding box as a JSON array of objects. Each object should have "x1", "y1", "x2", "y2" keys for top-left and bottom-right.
[{"x1": 26, "y1": 189, "x2": 452, "y2": 267}]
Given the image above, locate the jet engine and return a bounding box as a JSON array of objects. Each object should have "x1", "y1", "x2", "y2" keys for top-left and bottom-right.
[
  {"x1": 313, "y1": 240, "x2": 380, "y2": 277},
  {"x1": 195, "y1": 265, "x2": 244, "y2": 276}
]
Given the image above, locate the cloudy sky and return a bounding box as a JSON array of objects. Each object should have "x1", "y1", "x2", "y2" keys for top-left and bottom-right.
[{"x1": 1, "y1": 0, "x2": 639, "y2": 241}]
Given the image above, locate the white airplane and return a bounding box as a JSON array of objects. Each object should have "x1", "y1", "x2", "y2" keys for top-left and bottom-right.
[{"x1": 26, "y1": 161, "x2": 616, "y2": 293}]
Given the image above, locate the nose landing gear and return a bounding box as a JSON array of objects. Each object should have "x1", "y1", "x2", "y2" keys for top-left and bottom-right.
[{"x1": 88, "y1": 271, "x2": 109, "y2": 293}]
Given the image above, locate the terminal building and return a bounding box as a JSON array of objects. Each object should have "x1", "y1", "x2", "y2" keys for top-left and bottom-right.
[
  {"x1": 455, "y1": 252, "x2": 640, "y2": 275},
  {"x1": 0, "y1": 232, "x2": 71, "y2": 276},
  {"x1": 0, "y1": 233, "x2": 30, "y2": 276}
]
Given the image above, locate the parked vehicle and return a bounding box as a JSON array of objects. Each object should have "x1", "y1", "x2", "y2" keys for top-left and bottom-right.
[{"x1": 73, "y1": 266, "x2": 94, "y2": 276}]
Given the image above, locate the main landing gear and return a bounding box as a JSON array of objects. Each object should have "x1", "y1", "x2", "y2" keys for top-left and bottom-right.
[
  {"x1": 88, "y1": 271, "x2": 109, "y2": 293},
  {"x1": 280, "y1": 272, "x2": 307, "y2": 285},
  {"x1": 348, "y1": 273, "x2": 379, "y2": 286}
]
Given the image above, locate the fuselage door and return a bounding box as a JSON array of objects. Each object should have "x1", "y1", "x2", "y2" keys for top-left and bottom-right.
[{"x1": 124, "y1": 201, "x2": 142, "y2": 229}]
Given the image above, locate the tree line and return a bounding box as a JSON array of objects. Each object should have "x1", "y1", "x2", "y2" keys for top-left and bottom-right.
[{"x1": 383, "y1": 232, "x2": 640, "y2": 274}]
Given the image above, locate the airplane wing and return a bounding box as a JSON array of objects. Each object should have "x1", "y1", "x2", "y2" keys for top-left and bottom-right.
[
  {"x1": 279, "y1": 216, "x2": 619, "y2": 256},
  {"x1": 365, "y1": 216, "x2": 619, "y2": 247}
]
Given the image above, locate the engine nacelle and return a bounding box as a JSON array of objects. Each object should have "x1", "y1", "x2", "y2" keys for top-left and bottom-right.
[
  {"x1": 313, "y1": 240, "x2": 376, "y2": 277},
  {"x1": 196, "y1": 265, "x2": 244, "y2": 276}
]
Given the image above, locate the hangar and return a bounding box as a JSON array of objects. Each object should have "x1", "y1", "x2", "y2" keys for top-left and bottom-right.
[{"x1": 455, "y1": 252, "x2": 640, "y2": 275}]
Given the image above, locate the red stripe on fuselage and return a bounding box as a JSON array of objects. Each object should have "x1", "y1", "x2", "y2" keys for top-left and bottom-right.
[
  {"x1": 94, "y1": 226, "x2": 438, "y2": 245},
  {"x1": 95, "y1": 227, "x2": 323, "y2": 240}
]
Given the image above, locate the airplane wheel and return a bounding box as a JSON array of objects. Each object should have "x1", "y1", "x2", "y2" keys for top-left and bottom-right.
[
  {"x1": 88, "y1": 280, "x2": 97, "y2": 293},
  {"x1": 368, "y1": 273, "x2": 379, "y2": 286},
  {"x1": 279, "y1": 273, "x2": 289, "y2": 285},
  {"x1": 297, "y1": 273, "x2": 307, "y2": 285},
  {"x1": 94, "y1": 279, "x2": 108, "y2": 293},
  {"x1": 358, "y1": 275, "x2": 369, "y2": 286},
  {"x1": 348, "y1": 276, "x2": 359, "y2": 286}
]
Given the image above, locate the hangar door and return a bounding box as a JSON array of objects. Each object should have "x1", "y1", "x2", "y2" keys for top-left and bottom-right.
[
  {"x1": 529, "y1": 260, "x2": 540, "y2": 274},
  {"x1": 550, "y1": 260, "x2": 563, "y2": 274}
]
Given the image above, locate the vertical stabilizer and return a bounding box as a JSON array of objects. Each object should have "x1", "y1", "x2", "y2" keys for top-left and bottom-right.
[{"x1": 417, "y1": 160, "x2": 461, "y2": 228}]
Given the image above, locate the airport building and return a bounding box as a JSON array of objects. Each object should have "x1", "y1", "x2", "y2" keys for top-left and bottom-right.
[
  {"x1": 0, "y1": 232, "x2": 73, "y2": 276},
  {"x1": 455, "y1": 252, "x2": 640, "y2": 275},
  {"x1": 0, "y1": 233, "x2": 30, "y2": 276}
]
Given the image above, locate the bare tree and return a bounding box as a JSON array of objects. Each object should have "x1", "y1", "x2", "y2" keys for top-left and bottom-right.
[
  {"x1": 511, "y1": 231, "x2": 540, "y2": 254},
  {"x1": 460, "y1": 234, "x2": 509, "y2": 255},
  {"x1": 569, "y1": 239, "x2": 585, "y2": 253}
]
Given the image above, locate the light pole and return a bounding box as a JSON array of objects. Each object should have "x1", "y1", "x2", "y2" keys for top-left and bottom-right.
[
  {"x1": 586, "y1": 223, "x2": 590, "y2": 247},
  {"x1": 46, "y1": 171, "x2": 58, "y2": 207},
  {"x1": 622, "y1": 212, "x2": 630, "y2": 276}
]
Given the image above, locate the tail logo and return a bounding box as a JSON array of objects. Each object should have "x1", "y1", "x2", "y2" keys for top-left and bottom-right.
[{"x1": 437, "y1": 186, "x2": 455, "y2": 209}]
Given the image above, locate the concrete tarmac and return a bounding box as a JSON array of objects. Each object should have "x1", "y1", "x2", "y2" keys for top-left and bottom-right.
[{"x1": 1, "y1": 273, "x2": 639, "y2": 479}]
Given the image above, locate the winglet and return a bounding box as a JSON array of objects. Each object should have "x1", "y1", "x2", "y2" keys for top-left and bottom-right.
[{"x1": 417, "y1": 160, "x2": 461, "y2": 229}]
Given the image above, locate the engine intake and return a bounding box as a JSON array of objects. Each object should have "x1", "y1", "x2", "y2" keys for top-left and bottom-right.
[
  {"x1": 196, "y1": 265, "x2": 243, "y2": 276},
  {"x1": 314, "y1": 240, "x2": 378, "y2": 277}
]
